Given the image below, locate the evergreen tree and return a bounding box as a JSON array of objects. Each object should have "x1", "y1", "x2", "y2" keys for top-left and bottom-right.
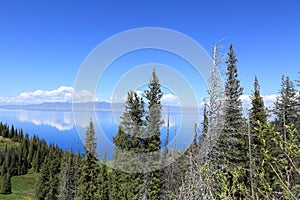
[
  {"x1": 249, "y1": 76, "x2": 268, "y2": 197},
  {"x1": 84, "y1": 119, "x2": 98, "y2": 158},
  {"x1": 144, "y1": 68, "x2": 164, "y2": 199},
  {"x1": 0, "y1": 172, "x2": 11, "y2": 194},
  {"x1": 75, "y1": 152, "x2": 99, "y2": 200},
  {"x1": 215, "y1": 44, "x2": 248, "y2": 198},
  {"x1": 0, "y1": 146, "x2": 12, "y2": 194},
  {"x1": 249, "y1": 76, "x2": 267, "y2": 128},
  {"x1": 36, "y1": 144, "x2": 61, "y2": 200},
  {"x1": 273, "y1": 75, "x2": 298, "y2": 139},
  {"x1": 249, "y1": 76, "x2": 267, "y2": 149},
  {"x1": 27, "y1": 135, "x2": 38, "y2": 167},
  {"x1": 113, "y1": 91, "x2": 146, "y2": 199},
  {"x1": 109, "y1": 168, "x2": 123, "y2": 200},
  {"x1": 76, "y1": 120, "x2": 100, "y2": 200},
  {"x1": 58, "y1": 149, "x2": 78, "y2": 200},
  {"x1": 96, "y1": 151, "x2": 109, "y2": 199},
  {"x1": 199, "y1": 102, "x2": 208, "y2": 143}
]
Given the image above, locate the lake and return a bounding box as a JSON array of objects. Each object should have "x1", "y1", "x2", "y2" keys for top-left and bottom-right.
[{"x1": 0, "y1": 108, "x2": 200, "y2": 159}]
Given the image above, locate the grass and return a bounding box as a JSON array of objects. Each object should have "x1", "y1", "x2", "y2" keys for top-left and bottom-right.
[{"x1": 0, "y1": 171, "x2": 38, "y2": 200}]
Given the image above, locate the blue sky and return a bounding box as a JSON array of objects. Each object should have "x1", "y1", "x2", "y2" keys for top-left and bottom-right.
[{"x1": 0, "y1": 0, "x2": 299, "y2": 106}]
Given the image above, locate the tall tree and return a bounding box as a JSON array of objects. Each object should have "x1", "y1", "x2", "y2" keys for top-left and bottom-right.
[
  {"x1": 248, "y1": 76, "x2": 267, "y2": 198},
  {"x1": 36, "y1": 144, "x2": 61, "y2": 200},
  {"x1": 113, "y1": 91, "x2": 145, "y2": 199},
  {"x1": 273, "y1": 75, "x2": 298, "y2": 140},
  {"x1": 75, "y1": 152, "x2": 99, "y2": 200},
  {"x1": 144, "y1": 68, "x2": 164, "y2": 199},
  {"x1": 215, "y1": 44, "x2": 248, "y2": 198},
  {"x1": 249, "y1": 76, "x2": 267, "y2": 151},
  {"x1": 0, "y1": 150, "x2": 12, "y2": 194},
  {"x1": 76, "y1": 120, "x2": 100, "y2": 200},
  {"x1": 249, "y1": 76, "x2": 267, "y2": 128},
  {"x1": 58, "y1": 149, "x2": 79, "y2": 200}
]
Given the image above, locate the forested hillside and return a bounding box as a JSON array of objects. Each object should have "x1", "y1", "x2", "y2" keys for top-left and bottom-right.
[{"x1": 0, "y1": 44, "x2": 299, "y2": 199}]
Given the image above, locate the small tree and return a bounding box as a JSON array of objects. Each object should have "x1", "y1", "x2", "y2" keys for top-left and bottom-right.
[
  {"x1": 84, "y1": 119, "x2": 98, "y2": 158},
  {"x1": 0, "y1": 172, "x2": 11, "y2": 194}
]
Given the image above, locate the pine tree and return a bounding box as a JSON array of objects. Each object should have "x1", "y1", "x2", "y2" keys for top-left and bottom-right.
[
  {"x1": 113, "y1": 91, "x2": 145, "y2": 199},
  {"x1": 36, "y1": 144, "x2": 61, "y2": 200},
  {"x1": 58, "y1": 149, "x2": 78, "y2": 200},
  {"x1": 0, "y1": 172, "x2": 11, "y2": 194},
  {"x1": 215, "y1": 44, "x2": 248, "y2": 198},
  {"x1": 144, "y1": 69, "x2": 164, "y2": 199},
  {"x1": 199, "y1": 102, "x2": 208, "y2": 144},
  {"x1": 273, "y1": 75, "x2": 298, "y2": 140},
  {"x1": 76, "y1": 120, "x2": 100, "y2": 200},
  {"x1": 248, "y1": 76, "x2": 268, "y2": 198},
  {"x1": 0, "y1": 146, "x2": 12, "y2": 194},
  {"x1": 27, "y1": 135, "x2": 38, "y2": 167},
  {"x1": 84, "y1": 119, "x2": 98, "y2": 158},
  {"x1": 75, "y1": 152, "x2": 99, "y2": 200},
  {"x1": 249, "y1": 76, "x2": 267, "y2": 129},
  {"x1": 249, "y1": 76, "x2": 267, "y2": 151},
  {"x1": 96, "y1": 151, "x2": 109, "y2": 199}
]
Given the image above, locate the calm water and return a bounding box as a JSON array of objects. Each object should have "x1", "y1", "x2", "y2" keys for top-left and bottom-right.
[{"x1": 0, "y1": 108, "x2": 200, "y2": 159}]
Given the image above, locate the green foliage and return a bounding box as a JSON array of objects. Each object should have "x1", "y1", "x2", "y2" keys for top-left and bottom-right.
[
  {"x1": 84, "y1": 119, "x2": 98, "y2": 158},
  {"x1": 213, "y1": 44, "x2": 248, "y2": 198},
  {"x1": 254, "y1": 122, "x2": 300, "y2": 199},
  {"x1": 75, "y1": 152, "x2": 99, "y2": 200},
  {"x1": 96, "y1": 152, "x2": 109, "y2": 200},
  {"x1": 273, "y1": 75, "x2": 298, "y2": 134},
  {"x1": 113, "y1": 91, "x2": 145, "y2": 199},
  {"x1": 58, "y1": 150, "x2": 79, "y2": 200},
  {"x1": 35, "y1": 144, "x2": 62, "y2": 200},
  {"x1": 0, "y1": 172, "x2": 12, "y2": 194},
  {"x1": 144, "y1": 69, "x2": 164, "y2": 199}
]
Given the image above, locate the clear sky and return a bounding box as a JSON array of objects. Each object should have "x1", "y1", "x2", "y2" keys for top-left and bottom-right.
[{"x1": 0, "y1": 0, "x2": 299, "y2": 106}]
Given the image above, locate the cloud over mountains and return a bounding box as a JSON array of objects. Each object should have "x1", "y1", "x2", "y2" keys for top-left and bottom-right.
[
  {"x1": 0, "y1": 86, "x2": 278, "y2": 108},
  {"x1": 0, "y1": 86, "x2": 97, "y2": 105}
]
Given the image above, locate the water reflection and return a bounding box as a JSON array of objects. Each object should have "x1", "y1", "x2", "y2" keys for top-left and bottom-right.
[
  {"x1": 15, "y1": 109, "x2": 182, "y2": 132},
  {"x1": 1, "y1": 107, "x2": 201, "y2": 159},
  {"x1": 17, "y1": 110, "x2": 75, "y2": 131}
]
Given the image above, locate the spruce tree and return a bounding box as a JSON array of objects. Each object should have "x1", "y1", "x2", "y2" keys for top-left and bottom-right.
[
  {"x1": 75, "y1": 152, "x2": 99, "y2": 200},
  {"x1": 249, "y1": 76, "x2": 267, "y2": 149},
  {"x1": 273, "y1": 75, "x2": 298, "y2": 139},
  {"x1": 144, "y1": 68, "x2": 164, "y2": 199},
  {"x1": 0, "y1": 172, "x2": 11, "y2": 194},
  {"x1": 113, "y1": 91, "x2": 146, "y2": 199},
  {"x1": 249, "y1": 76, "x2": 268, "y2": 197},
  {"x1": 84, "y1": 119, "x2": 98, "y2": 158},
  {"x1": 58, "y1": 150, "x2": 78, "y2": 200},
  {"x1": 249, "y1": 76, "x2": 267, "y2": 127},
  {"x1": 0, "y1": 148, "x2": 12, "y2": 194},
  {"x1": 36, "y1": 144, "x2": 61, "y2": 200},
  {"x1": 96, "y1": 151, "x2": 109, "y2": 199},
  {"x1": 215, "y1": 44, "x2": 248, "y2": 198},
  {"x1": 76, "y1": 120, "x2": 99, "y2": 200}
]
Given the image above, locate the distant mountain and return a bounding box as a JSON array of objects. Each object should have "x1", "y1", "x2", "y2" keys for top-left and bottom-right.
[
  {"x1": 0, "y1": 102, "x2": 123, "y2": 111},
  {"x1": 0, "y1": 102, "x2": 199, "y2": 113}
]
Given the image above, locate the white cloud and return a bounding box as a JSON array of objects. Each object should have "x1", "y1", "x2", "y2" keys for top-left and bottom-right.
[
  {"x1": 239, "y1": 94, "x2": 277, "y2": 109},
  {"x1": 262, "y1": 94, "x2": 277, "y2": 108},
  {"x1": 161, "y1": 93, "x2": 180, "y2": 106},
  {"x1": 0, "y1": 86, "x2": 98, "y2": 105}
]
